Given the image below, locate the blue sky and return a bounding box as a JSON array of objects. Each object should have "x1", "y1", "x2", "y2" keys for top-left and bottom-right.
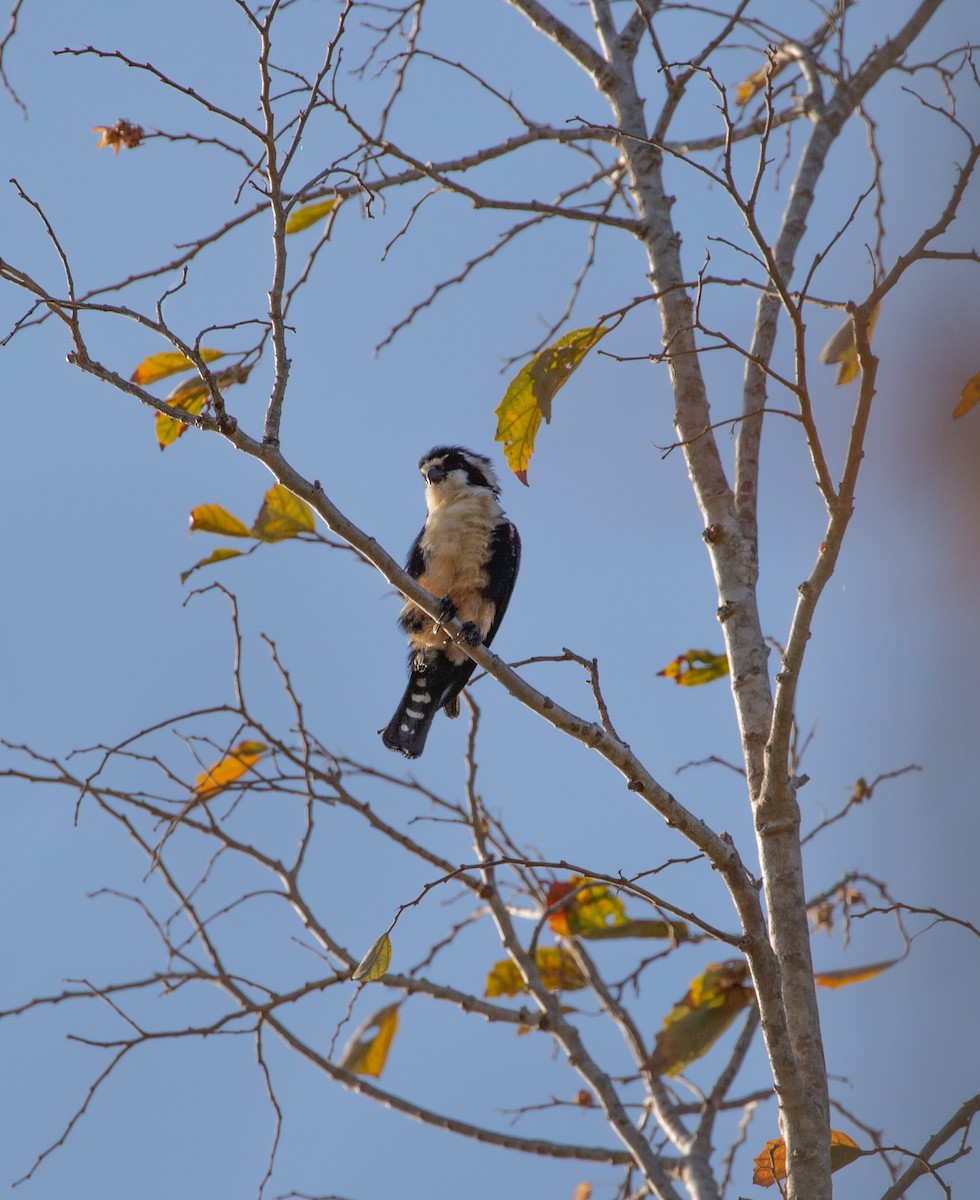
[{"x1": 1, "y1": 2, "x2": 978, "y2": 1198}]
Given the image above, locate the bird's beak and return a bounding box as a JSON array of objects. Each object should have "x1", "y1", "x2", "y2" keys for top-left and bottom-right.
[{"x1": 426, "y1": 466, "x2": 446, "y2": 484}]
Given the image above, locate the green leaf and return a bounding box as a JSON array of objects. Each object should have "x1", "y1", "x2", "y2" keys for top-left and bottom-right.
[
  {"x1": 648, "y1": 960, "x2": 754, "y2": 1076},
  {"x1": 580, "y1": 918, "x2": 689, "y2": 942}
]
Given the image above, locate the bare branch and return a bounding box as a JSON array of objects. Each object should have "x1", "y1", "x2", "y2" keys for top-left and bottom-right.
[{"x1": 0, "y1": 0, "x2": 25, "y2": 113}]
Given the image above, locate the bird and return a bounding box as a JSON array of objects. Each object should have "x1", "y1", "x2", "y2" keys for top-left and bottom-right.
[{"x1": 381, "y1": 446, "x2": 521, "y2": 759}]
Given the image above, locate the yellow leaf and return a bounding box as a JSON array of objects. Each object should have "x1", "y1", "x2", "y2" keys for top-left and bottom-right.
[
  {"x1": 131, "y1": 348, "x2": 226, "y2": 386},
  {"x1": 155, "y1": 393, "x2": 207, "y2": 449},
  {"x1": 339, "y1": 1004, "x2": 399, "y2": 1078},
  {"x1": 494, "y1": 325, "x2": 608, "y2": 484},
  {"x1": 189, "y1": 504, "x2": 254, "y2": 538},
  {"x1": 648, "y1": 960, "x2": 754, "y2": 1076},
  {"x1": 953, "y1": 371, "x2": 980, "y2": 419},
  {"x1": 485, "y1": 947, "x2": 587, "y2": 998},
  {"x1": 735, "y1": 46, "x2": 795, "y2": 106},
  {"x1": 193, "y1": 740, "x2": 267, "y2": 800},
  {"x1": 657, "y1": 649, "x2": 730, "y2": 687},
  {"x1": 572, "y1": 1185, "x2": 592, "y2": 1200},
  {"x1": 284, "y1": 197, "x2": 341, "y2": 234},
  {"x1": 352, "y1": 934, "x2": 393, "y2": 983},
  {"x1": 252, "y1": 484, "x2": 315, "y2": 542},
  {"x1": 753, "y1": 1131, "x2": 865, "y2": 1187},
  {"x1": 486, "y1": 959, "x2": 527, "y2": 998},
  {"x1": 166, "y1": 362, "x2": 251, "y2": 406},
  {"x1": 735, "y1": 72, "x2": 764, "y2": 106},
  {"x1": 818, "y1": 305, "x2": 880, "y2": 385},
  {"x1": 180, "y1": 547, "x2": 246, "y2": 586},
  {"x1": 814, "y1": 958, "x2": 901, "y2": 989},
  {"x1": 154, "y1": 363, "x2": 251, "y2": 450}
]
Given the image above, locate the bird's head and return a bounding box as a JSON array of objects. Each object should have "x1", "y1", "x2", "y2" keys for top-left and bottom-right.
[{"x1": 418, "y1": 446, "x2": 501, "y2": 504}]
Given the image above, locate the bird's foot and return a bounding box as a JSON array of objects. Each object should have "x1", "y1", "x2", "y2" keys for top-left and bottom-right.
[
  {"x1": 433, "y1": 595, "x2": 457, "y2": 635},
  {"x1": 460, "y1": 621, "x2": 482, "y2": 646}
]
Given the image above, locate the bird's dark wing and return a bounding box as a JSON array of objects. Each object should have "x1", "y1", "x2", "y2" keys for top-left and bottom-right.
[
  {"x1": 482, "y1": 520, "x2": 521, "y2": 649},
  {"x1": 405, "y1": 527, "x2": 426, "y2": 579}
]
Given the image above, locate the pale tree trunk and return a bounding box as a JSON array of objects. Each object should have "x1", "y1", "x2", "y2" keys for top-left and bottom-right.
[{"x1": 508, "y1": 1, "x2": 948, "y2": 1196}]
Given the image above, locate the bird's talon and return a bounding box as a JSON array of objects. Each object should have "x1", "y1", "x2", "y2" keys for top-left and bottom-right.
[{"x1": 433, "y1": 595, "x2": 457, "y2": 635}]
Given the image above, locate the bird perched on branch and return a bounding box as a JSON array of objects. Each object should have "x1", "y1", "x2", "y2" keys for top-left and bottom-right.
[{"x1": 381, "y1": 446, "x2": 521, "y2": 759}]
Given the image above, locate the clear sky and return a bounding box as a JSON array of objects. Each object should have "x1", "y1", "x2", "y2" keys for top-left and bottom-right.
[{"x1": 1, "y1": 2, "x2": 978, "y2": 1198}]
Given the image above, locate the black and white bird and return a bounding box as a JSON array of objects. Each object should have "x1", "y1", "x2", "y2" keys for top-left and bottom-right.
[{"x1": 381, "y1": 446, "x2": 521, "y2": 759}]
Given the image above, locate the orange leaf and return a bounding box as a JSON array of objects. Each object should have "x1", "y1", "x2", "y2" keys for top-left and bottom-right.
[
  {"x1": 546, "y1": 877, "x2": 625, "y2": 936},
  {"x1": 648, "y1": 960, "x2": 754, "y2": 1076},
  {"x1": 814, "y1": 957, "x2": 901, "y2": 989},
  {"x1": 92, "y1": 118, "x2": 144, "y2": 154},
  {"x1": 735, "y1": 46, "x2": 795, "y2": 106},
  {"x1": 753, "y1": 1131, "x2": 865, "y2": 1187},
  {"x1": 657, "y1": 649, "x2": 729, "y2": 687},
  {"x1": 547, "y1": 877, "x2": 689, "y2": 942},
  {"x1": 953, "y1": 372, "x2": 980, "y2": 419},
  {"x1": 131, "y1": 348, "x2": 226, "y2": 386},
  {"x1": 193, "y1": 740, "x2": 267, "y2": 800}
]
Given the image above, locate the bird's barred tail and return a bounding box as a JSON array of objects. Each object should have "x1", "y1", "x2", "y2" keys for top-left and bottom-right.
[{"x1": 381, "y1": 663, "x2": 449, "y2": 759}]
